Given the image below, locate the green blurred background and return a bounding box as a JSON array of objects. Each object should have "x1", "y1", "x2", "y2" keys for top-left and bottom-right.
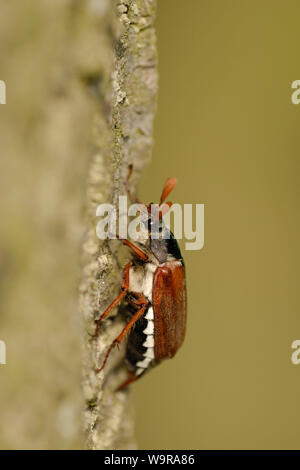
[{"x1": 134, "y1": 0, "x2": 300, "y2": 449}]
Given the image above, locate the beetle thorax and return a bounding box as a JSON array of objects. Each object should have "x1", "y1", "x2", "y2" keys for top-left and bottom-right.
[{"x1": 129, "y1": 262, "x2": 156, "y2": 302}]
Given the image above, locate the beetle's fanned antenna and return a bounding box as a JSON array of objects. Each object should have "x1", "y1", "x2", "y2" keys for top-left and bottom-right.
[
  {"x1": 156, "y1": 178, "x2": 177, "y2": 220},
  {"x1": 160, "y1": 177, "x2": 177, "y2": 205},
  {"x1": 159, "y1": 201, "x2": 172, "y2": 217},
  {"x1": 153, "y1": 201, "x2": 172, "y2": 222}
]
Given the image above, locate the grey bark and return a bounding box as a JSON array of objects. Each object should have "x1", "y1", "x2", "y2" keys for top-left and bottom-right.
[
  {"x1": 80, "y1": 0, "x2": 158, "y2": 450},
  {"x1": 0, "y1": 0, "x2": 157, "y2": 450}
]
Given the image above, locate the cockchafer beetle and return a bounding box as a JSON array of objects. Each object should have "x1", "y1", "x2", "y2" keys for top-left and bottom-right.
[{"x1": 92, "y1": 168, "x2": 187, "y2": 390}]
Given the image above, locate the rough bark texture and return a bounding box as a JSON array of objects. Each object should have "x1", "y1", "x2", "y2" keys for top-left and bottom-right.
[
  {"x1": 80, "y1": 0, "x2": 158, "y2": 450},
  {"x1": 0, "y1": 0, "x2": 157, "y2": 450}
]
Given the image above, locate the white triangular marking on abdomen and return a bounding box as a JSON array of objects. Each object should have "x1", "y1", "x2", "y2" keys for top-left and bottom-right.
[
  {"x1": 145, "y1": 307, "x2": 154, "y2": 320},
  {"x1": 136, "y1": 356, "x2": 152, "y2": 368},
  {"x1": 143, "y1": 319, "x2": 154, "y2": 335},
  {"x1": 144, "y1": 348, "x2": 154, "y2": 359},
  {"x1": 143, "y1": 335, "x2": 154, "y2": 348}
]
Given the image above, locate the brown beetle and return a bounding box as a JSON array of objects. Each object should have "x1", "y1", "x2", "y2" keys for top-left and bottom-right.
[{"x1": 92, "y1": 172, "x2": 187, "y2": 390}]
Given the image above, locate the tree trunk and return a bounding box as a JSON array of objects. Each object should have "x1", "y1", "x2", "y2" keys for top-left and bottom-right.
[
  {"x1": 0, "y1": 0, "x2": 157, "y2": 450},
  {"x1": 80, "y1": 0, "x2": 158, "y2": 450}
]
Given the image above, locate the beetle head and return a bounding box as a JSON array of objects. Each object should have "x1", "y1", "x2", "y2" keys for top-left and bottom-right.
[{"x1": 142, "y1": 177, "x2": 178, "y2": 263}]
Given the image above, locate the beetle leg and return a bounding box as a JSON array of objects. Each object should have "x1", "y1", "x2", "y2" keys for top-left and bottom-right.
[
  {"x1": 95, "y1": 302, "x2": 148, "y2": 374},
  {"x1": 127, "y1": 291, "x2": 149, "y2": 307},
  {"x1": 116, "y1": 295, "x2": 149, "y2": 391},
  {"x1": 117, "y1": 371, "x2": 138, "y2": 391},
  {"x1": 115, "y1": 234, "x2": 149, "y2": 262},
  {"x1": 126, "y1": 164, "x2": 142, "y2": 204},
  {"x1": 90, "y1": 262, "x2": 131, "y2": 339}
]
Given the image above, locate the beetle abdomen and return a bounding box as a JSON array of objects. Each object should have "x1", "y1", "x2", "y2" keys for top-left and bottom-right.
[{"x1": 126, "y1": 305, "x2": 155, "y2": 376}]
